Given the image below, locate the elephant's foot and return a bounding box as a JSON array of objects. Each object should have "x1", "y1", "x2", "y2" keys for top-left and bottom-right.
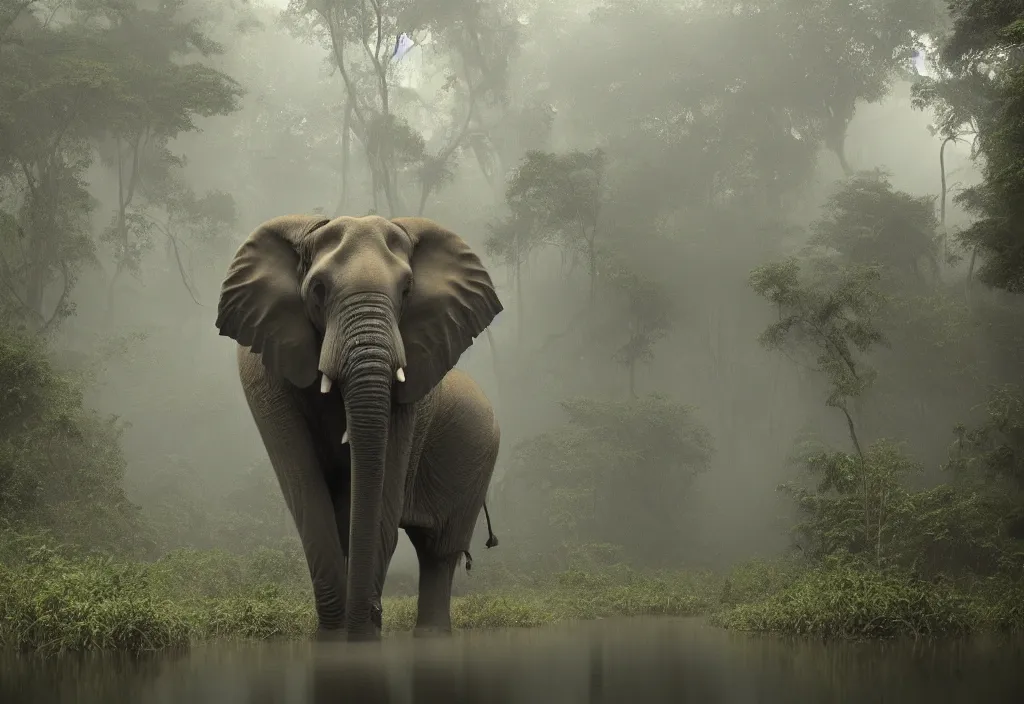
[
  {"x1": 412, "y1": 625, "x2": 452, "y2": 639},
  {"x1": 370, "y1": 599, "x2": 383, "y2": 631}
]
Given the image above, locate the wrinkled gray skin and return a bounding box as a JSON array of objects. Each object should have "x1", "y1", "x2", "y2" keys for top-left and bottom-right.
[{"x1": 215, "y1": 214, "x2": 503, "y2": 642}]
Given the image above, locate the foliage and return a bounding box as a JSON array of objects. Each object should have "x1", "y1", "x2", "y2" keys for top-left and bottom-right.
[
  {"x1": 0, "y1": 0, "x2": 242, "y2": 330},
  {"x1": 283, "y1": 0, "x2": 522, "y2": 215},
  {"x1": 503, "y1": 395, "x2": 713, "y2": 567},
  {"x1": 88, "y1": 0, "x2": 243, "y2": 279},
  {"x1": 950, "y1": 384, "x2": 1024, "y2": 490},
  {"x1": 911, "y1": 0, "x2": 1024, "y2": 291},
  {"x1": 602, "y1": 255, "x2": 673, "y2": 396},
  {"x1": 946, "y1": 384, "x2": 1024, "y2": 563},
  {"x1": 0, "y1": 6, "x2": 110, "y2": 328},
  {"x1": 551, "y1": 0, "x2": 940, "y2": 222},
  {"x1": 0, "y1": 546, "x2": 190, "y2": 654},
  {"x1": 711, "y1": 558, "x2": 1024, "y2": 639},
  {"x1": 752, "y1": 170, "x2": 1024, "y2": 583},
  {"x1": 498, "y1": 148, "x2": 608, "y2": 297},
  {"x1": 486, "y1": 147, "x2": 612, "y2": 342},
  {"x1": 505, "y1": 149, "x2": 606, "y2": 242},
  {"x1": 808, "y1": 172, "x2": 941, "y2": 285},
  {"x1": 780, "y1": 439, "x2": 922, "y2": 567},
  {"x1": 0, "y1": 532, "x2": 811, "y2": 653},
  {"x1": 0, "y1": 324, "x2": 143, "y2": 554},
  {"x1": 773, "y1": 391, "x2": 1024, "y2": 579},
  {"x1": 751, "y1": 256, "x2": 887, "y2": 447},
  {"x1": 4, "y1": 537, "x2": 1022, "y2": 653}
]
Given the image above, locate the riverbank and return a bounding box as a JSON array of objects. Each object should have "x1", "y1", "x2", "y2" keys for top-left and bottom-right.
[{"x1": 2, "y1": 545, "x2": 1022, "y2": 654}]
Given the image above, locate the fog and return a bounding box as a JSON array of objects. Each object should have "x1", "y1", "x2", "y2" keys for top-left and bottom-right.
[{"x1": 6, "y1": 0, "x2": 1001, "y2": 584}]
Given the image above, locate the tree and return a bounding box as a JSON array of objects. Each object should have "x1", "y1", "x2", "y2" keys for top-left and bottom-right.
[
  {"x1": 750, "y1": 258, "x2": 888, "y2": 459},
  {"x1": 604, "y1": 258, "x2": 672, "y2": 398},
  {"x1": 0, "y1": 4, "x2": 120, "y2": 330},
  {"x1": 84, "y1": 0, "x2": 242, "y2": 307},
  {"x1": 503, "y1": 395, "x2": 713, "y2": 568},
  {"x1": 284, "y1": 0, "x2": 521, "y2": 216},
  {"x1": 911, "y1": 0, "x2": 1024, "y2": 292},
  {"x1": 505, "y1": 149, "x2": 607, "y2": 303},
  {"x1": 807, "y1": 171, "x2": 942, "y2": 289},
  {"x1": 550, "y1": 0, "x2": 939, "y2": 222},
  {"x1": 0, "y1": 323, "x2": 144, "y2": 554},
  {"x1": 0, "y1": 0, "x2": 242, "y2": 331},
  {"x1": 780, "y1": 438, "x2": 922, "y2": 567},
  {"x1": 802, "y1": 174, "x2": 996, "y2": 462},
  {"x1": 484, "y1": 213, "x2": 543, "y2": 345},
  {"x1": 405, "y1": 0, "x2": 522, "y2": 214}
]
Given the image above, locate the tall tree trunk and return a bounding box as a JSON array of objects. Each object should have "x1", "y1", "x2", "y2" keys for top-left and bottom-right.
[
  {"x1": 938, "y1": 135, "x2": 956, "y2": 278},
  {"x1": 335, "y1": 100, "x2": 354, "y2": 216},
  {"x1": 515, "y1": 245, "x2": 524, "y2": 348}
]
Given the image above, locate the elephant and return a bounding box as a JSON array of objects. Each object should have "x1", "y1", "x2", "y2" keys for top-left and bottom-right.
[{"x1": 214, "y1": 214, "x2": 503, "y2": 641}]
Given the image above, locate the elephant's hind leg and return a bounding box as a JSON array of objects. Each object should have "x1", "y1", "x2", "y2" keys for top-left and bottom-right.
[
  {"x1": 404, "y1": 370, "x2": 501, "y2": 636},
  {"x1": 405, "y1": 427, "x2": 501, "y2": 635},
  {"x1": 405, "y1": 527, "x2": 462, "y2": 635}
]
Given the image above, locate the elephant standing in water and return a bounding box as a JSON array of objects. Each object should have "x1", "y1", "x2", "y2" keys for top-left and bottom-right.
[{"x1": 215, "y1": 214, "x2": 503, "y2": 641}]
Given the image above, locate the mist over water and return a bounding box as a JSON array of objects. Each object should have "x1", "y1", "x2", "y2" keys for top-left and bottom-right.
[{"x1": 5, "y1": 620, "x2": 1024, "y2": 704}]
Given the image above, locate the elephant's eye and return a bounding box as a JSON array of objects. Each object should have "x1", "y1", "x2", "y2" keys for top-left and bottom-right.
[{"x1": 309, "y1": 277, "x2": 326, "y2": 310}]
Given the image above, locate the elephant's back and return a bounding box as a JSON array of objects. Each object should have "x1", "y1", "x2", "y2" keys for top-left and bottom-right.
[{"x1": 434, "y1": 368, "x2": 499, "y2": 439}]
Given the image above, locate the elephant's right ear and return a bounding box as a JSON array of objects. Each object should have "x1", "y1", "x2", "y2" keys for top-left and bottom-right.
[{"x1": 215, "y1": 215, "x2": 330, "y2": 389}]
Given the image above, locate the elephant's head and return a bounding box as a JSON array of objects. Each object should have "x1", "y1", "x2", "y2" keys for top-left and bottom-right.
[{"x1": 214, "y1": 214, "x2": 502, "y2": 637}]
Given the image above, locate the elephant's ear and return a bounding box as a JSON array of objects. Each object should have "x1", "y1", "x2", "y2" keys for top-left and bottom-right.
[
  {"x1": 391, "y1": 217, "x2": 503, "y2": 405},
  {"x1": 215, "y1": 215, "x2": 330, "y2": 389}
]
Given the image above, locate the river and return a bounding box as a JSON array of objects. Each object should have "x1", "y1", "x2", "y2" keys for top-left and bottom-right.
[{"x1": 2, "y1": 618, "x2": 1023, "y2": 703}]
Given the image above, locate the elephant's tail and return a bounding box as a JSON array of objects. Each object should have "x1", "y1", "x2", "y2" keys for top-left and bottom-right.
[
  {"x1": 464, "y1": 502, "x2": 499, "y2": 574},
  {"x1": 483, "y1": 501, "x2": 499, "y2": 548}
]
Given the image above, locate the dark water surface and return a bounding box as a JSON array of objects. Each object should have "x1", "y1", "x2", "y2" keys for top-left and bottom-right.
[{"x1": 3, "y1": 618, "x2": 1023, "y2": 704}]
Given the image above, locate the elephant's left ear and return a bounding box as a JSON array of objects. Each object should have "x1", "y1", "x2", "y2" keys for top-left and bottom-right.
[{"x1": 391, "y1": 217, "x2": 503, "y2": 405}]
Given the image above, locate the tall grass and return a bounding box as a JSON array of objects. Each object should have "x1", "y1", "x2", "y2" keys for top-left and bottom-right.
[{"x1": 2, "y1": 538, "x2": 1022, "y2": 654}]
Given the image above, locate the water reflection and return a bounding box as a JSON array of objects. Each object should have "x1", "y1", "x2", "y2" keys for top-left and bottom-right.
[{"x1": 3, "y1": 618, "x2": 1023, "y2": 704}]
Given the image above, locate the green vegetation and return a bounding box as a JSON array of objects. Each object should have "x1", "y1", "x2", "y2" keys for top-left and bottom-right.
[
  {"x1": 0, "y1": 327, "x2": 145, "y2": 555},
  {"x1": 713, "y1": 559, "x2": 1024, "y2": 639},
  {"x1": 5, "y1": 531, "x2": 1023, "y2": 654},
  {"x1": 0, "y1": 531, "x2": 724, "y2": 654}
]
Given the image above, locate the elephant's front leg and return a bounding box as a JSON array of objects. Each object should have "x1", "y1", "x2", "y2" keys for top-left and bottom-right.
[
  {"x1": 367, "y1": 405, "x2": 419, "y2": 635},
  {"x1": 328, "y1": 477, "x2": 393, "y2": 635},
  {"x1": 240, "y1": 365, "x2": 349, "y2": 637}
]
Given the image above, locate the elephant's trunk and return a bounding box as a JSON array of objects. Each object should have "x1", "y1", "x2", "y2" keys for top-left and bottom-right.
[{"x1": 319, "y1": 292, "x2": 401, "y2": 639}]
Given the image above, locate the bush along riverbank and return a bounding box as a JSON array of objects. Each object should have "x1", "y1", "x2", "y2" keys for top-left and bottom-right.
[{"x1": 2, "y1": 537, "x2": 1023, "y2": 654}]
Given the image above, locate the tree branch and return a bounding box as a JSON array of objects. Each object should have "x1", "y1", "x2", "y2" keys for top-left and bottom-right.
[
  {"x1": 321, "y1": 7, "x2": 368, "y2": 129},
  {"x1": 0, "y1": 246, "x2": 41, "y2": 322},
  {"x1": 39, "y1": 259, "x2": 71, "y2": 333},
  {"x1": 137, "y1": 213, "x2": 202, "y2": 305}
]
